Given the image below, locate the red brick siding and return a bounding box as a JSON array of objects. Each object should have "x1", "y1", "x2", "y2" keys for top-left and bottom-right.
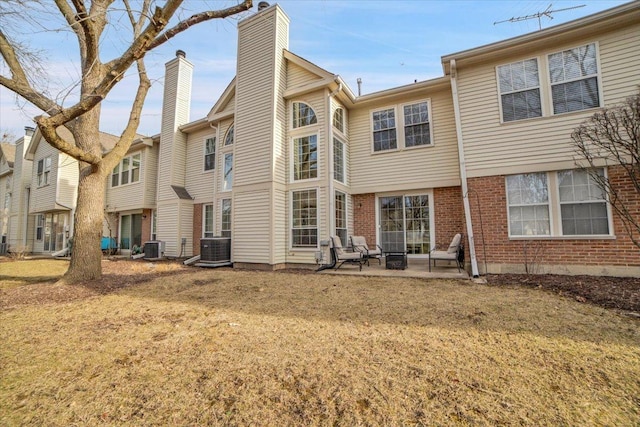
[
  {"x1": 468, "y1": 165, "x2": 640, "y2": 267},
  {"x1": 434, "y1": 186, "x2": 465, "y2": 249},
  {"x1": 192, "y1": 203, "x2": 203, "y2": 256},
  {"x1": 353, "y1": 193, "x2": 376, "y2": 247},
  {"x1": 141, "y1": 209, "x2": 152, "y2": 243}
]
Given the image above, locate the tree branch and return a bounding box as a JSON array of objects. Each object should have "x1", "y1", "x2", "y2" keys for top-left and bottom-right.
[{"x1": 35, "y1": 116, "x2": 102, "y2": 164}]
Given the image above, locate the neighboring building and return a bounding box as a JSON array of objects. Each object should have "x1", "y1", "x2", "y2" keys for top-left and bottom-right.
[
  {"x1": 0, "y1": 142, "x2": 17, "y2": 252},
  {"x1": 3, "y1": 2, "x2": 638, "y2": 277},
  {"x1": 23, "y1": 127, "x2": 118, "y2": 254},
  {"x1": 104, "y1": 135, "x2": 159, "y2": 255}
]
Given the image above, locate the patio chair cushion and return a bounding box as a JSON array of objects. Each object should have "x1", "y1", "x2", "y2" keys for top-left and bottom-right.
[
  {"x1": 351, "y1": 236, "x2": 382, "y2": 257},
  {"x1": 429, "y1": 250, "x2": 457, "y2": 261},
  {"x1": 447, "y1": 233, "x2": 462, "y2": 254}
]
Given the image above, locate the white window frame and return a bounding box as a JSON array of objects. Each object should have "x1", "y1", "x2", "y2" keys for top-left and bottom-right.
[
  {"x1": 203, "y1": 204, "x2": 214, "y2": 238},
  {"x1": 292, "y1": 102, "x2": 318, "y2": 129},
  {"x1": 333, "y1": 137, "x2": 346, "y2": 184},
  {"x1": 547, "y1": 42, "x2": 601, "y2": 115},
  {"x1": 37, "y1": 156, "x2": 51, "y2": 187},
  {"x1": 558, "y1": 168, "x2": 610, "y2": 236},
  {"x1": 221, "y1": 198, "x2": 232, "y2": 238},
  {"x1": 151, "y1": 210, "x2": 157, "y2": 241},
  {"x1": 292, "y1": 134, "x2": 319, "y2": 182},
  {"x1": 506, "y1": 168, "x2": 613, "y2": 239},
  {"x1": 371, "y1": 106, "x2": 397, "y2": 152},
  {"x1": 204, "y1": 136, "x2": 216, "y2": 172},
  {"x1": 36, "y1": 214, "x2": 44, "y2": 241},
  {"x1": 496, "y1": 58, "x2": 543, "y2": 123},
  {"x1": 291, "y1": 188, "x2": 318, "y2": 249},
  {"x1": 333, "y1": 107, "x2": 345, "y2": 134},
  {"x1": 335, "y1": 191, "x2": 348, "y2": 246},
  {"x1": 224, "y1": 124, "x2": 234, "y2": 146},
  {"x1": 506, "y1": 173, "x2": 551, "y2": 237},
  {"x1": 401, "y1": 99, "x2": 434, "y2": 148},
  {"x1": 222, "y1": 153, "x2": 233, "y2": 191},
  {"x1": 111, "y1": 153, "x2": 141, "y2": 188}
]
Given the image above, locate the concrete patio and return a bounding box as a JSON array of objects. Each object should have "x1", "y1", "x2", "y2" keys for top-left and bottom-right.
[{"x1": 317, "y1": 256, "x2": 469, "y2": 280}]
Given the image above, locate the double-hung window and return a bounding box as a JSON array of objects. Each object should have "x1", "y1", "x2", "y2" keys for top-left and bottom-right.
[
  {"x1": 506, "y1": 173, "x2": 550, "y2": 236},
  {"x1": 558, "y1": 169, "x2": 608, "y2": 235},
  {"x1": 549, "y1": 43, "x2": 599, "y2": 114},
  {"x1": 37, "y1": 156, "x2": 51, "y2": 186},
  {"x1": 403, "y1": 101, "x2": 431, "y2": 147},
  {"x1": 372, "y1": 108, "x2": 397, "y2": 152},
  {"x1": 292, "y1": 189, "x2": 317, "y2": 247},
  {"x1": 497, "y1": 59, "x2": 542, "y2": 122},
  {"x1": 203, "y1": 204, "x2": 214, "y2": 238},
  {"x1": 204, "y1": 137, "x2": 216, "y2": 171},
  {"x1": 293, "y1": 135, "x2": 318, "y2": 181},
  {"x1": 506, "y1": 168, "x2": 609, "y2": 237},
  {"x1": 333, "y1": 108, "x2": 344, "y2": 133},
  {"x1": 36, "y1": 214, "x2": 44, "y2": 241}
]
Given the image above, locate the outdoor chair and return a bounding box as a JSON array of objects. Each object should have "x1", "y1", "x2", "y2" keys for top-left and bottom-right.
[
  {"x1": 331, "y1": 236, "x2": 364, "y2": 271},
  {"x1": 350, "y1": 235, "x2": 383, "y2": 265},
  {"x1": 428, "y1": 233, "x2": 464, "y2": 272}
]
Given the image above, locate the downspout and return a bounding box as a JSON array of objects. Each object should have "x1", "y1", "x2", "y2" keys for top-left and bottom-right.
[
  {"x1": 327, "y1": 79, "x2": 342, "y2": 241},
  {"x1": 449, "y1": 59, "x2": 480, "y2": 278}
]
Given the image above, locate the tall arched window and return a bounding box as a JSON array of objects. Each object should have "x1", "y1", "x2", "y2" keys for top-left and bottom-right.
[
  {"x1": 333, "y1": 108, "x2": 344, "y2": 133},
  {"x1": 224, "y1": 124, "x2": 234, "y2": 146},
  {"x1": 292, "y1": 102, "x2": 317, "y2": 128}
]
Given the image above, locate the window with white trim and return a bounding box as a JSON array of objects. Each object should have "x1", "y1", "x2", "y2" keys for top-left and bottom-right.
[
  {"x1": 372, "y1": 108, "x2": 397, "y2": 152},
  {"x1": 292, "y1": 189, "x2": 317, "y2": 247},
  {"x1": 223, "y1": 153, "x2": 233, "y2": 191},
  {"x1": 506, "y1": 173, "x2": 550, "y2": 236},
  {"x1": 204, "y1": 137, "x2": 216, "y2": 171},
  {"x1": 292, "y1": 102, "x2": 317, "y2": 128},
  {"x1": 203, "y1": 204, "x2": 214, "y2": 238},
  {"x1": 221, "y1": 199, "x2": 231, "y2": 238},
  {"x1": 403, "y1": 101, "x2": 432, "y2": 147},
  {"x1": 506, "y1": 168, "x2": 610, "y2": 237},
  {"x1": 333, "y1": 137, "x2": 345, "y2": 183},
  {"x1": 36, "y1": 214, "x2": 44, "y2": 241},
  {"x1": 111, "y1": 154, "x2": 141, "y2": 187},
  {"x1": 37, "y1": 156, "x2": 51, "y2": 186},
  {"x1": 497, "y1": 59, "x2": 542, "y2": 122},
  {"x1": 224, "y1": 124, "x2": 234, "y2": 146},
  {"x1": 293, "y1": 135, "x2": 318, "y2": 181},
  {"x1": 548, "y1": 43, "x2": 600, "y2": 114},
  {"x1": 333, "y1": 108, "x2": 344, "y2": 133},
  {"x1": 558, "y1": 169, "x2": 608, "y2": 235},
  {"x1": 335, "y1": 191, "x2": 347, "y2": 245},
  {"x1": 151, "y1": 210, "x2": 157, "y2": 240}
]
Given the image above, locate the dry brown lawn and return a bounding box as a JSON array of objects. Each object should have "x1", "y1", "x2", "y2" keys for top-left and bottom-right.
[{"x1": 1, "y1": 259, "x2": 639, "y2": 426}]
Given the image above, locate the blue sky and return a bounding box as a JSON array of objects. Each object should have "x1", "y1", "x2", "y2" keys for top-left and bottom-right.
[{"x1": 0, "y1": 0, "x2": 629, "y2": 139}]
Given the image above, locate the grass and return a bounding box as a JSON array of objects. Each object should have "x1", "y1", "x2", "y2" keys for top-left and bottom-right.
[{"x1": 1, "y1": 260, "x2": 639, "y2": 426}]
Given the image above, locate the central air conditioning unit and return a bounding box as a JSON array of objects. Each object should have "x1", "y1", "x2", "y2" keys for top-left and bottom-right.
[
  {"x1": 200, "y1": 237, "x2": 231, "y2": 263},
  {"x1": 144, "y1": 240, "x2": 164, "y2": 259}
]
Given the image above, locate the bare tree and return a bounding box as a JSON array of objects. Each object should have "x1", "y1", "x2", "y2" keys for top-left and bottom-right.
[
  {"x1": 0, "y1": 0, "x2": 252, "y2": 283},
  {"x1": 571, "y1": 94, "x2": 640, "y2": 249}
]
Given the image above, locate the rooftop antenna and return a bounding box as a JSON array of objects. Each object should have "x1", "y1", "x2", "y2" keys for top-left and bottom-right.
[{"x1": 494, "y1": 4, "x2": 585, "y2": 30}]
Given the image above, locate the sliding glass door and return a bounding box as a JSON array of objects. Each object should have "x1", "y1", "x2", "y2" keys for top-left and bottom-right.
[
  {"x1": 120, "y1": 213, "x2": 142, "y2": 250},
  {"x1": 379, "y1": 194, "x2": 431, "y2": 255}
]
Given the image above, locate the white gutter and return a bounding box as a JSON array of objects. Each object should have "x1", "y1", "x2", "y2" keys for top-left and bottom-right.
[{"x1": 449, "y1": 59, "x2": 479, "y2": 278}]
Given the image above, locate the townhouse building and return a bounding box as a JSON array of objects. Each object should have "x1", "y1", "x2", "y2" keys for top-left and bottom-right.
[{"x1": 3, "y1": 1, "x2": 638, "y2": 277}]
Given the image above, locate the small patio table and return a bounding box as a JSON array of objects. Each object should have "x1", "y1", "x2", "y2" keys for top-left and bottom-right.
[{"x1": 385, "y1": 251, "x2": 407, "y2": 270}]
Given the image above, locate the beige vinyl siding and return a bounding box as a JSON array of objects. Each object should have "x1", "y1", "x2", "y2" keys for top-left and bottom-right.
[
  {"x1": 106, "y1": 150, "x2": 146, "y2": 212},
  {"x1": 233, "y1": 190, "x2": 271, "y2": 263},
  {"x1": 185, "y1": 128, "x2": 217, "y2": 203},
  {"x1": 234, "y1": 10, "x2": 277, "y2": 187},
  {"x1": 221, "y1": 95, "x2": 235, "y2": 114},
  {"x1": 272, "y1": 188, "x2": 287, "y2": 264},
  {"x1": 457, "y1": 24, "x2": 640, "y2": 177},
  {"x1": 144, "y1": 145, "x2": 159, "y2": 208},
  {"x1": 349, "y1": 89, "x2": 460, "y2": 194},
  {"x1": 180, "y1": 202, "x2": 194, "y2": 257},
  {"x1": 31, "y1": 214, "x2": 44, "y2": 253},
  {"x1": 156, "y1": 201, "x2": 180, "y2": 255},
  {"x1": 56, "y1": 153, "x2": 78, "y2": 209},
  {"x1": 157, "y1": 56, "x2": 192, "y2": 202},
  {"x1": 8, "y1": 139, "x2": 32, "y2": 250},
  {"x1": 287, "y1": 62, "x2": 323, "y2": 89},
  {"x1": 0, "y1": 158, "x2": 9, "y2": 176},
  {"x1": 29, "y1": 142, "x2": 60, "y2": 213}
]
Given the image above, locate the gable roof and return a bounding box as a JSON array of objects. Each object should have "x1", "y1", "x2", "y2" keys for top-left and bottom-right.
[
  {"x1": 441, "y1": 1, "x2": 640, "y2": 74},
  {"x1": 207, "y1": 77, "x2": 236, "y2": 122},
  {"x1": 25, "y1": 126, "x2": 140, "y2": 160},
  {"x1": 0, "y1": 143, "x2": 16, "y2": 168}
]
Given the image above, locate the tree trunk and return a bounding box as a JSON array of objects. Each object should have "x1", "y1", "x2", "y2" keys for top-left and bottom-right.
[{"x1": 61, "y1": 165, "x2": 105, "y2": 284}]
